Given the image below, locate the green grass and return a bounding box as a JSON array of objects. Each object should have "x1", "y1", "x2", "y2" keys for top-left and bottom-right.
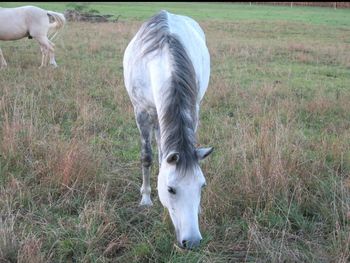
[
  {"x1": 1, "y1": 2, "x2": 350, "y2": 262},
  {"x1": 2, "y1": 2, "x2": 350, "y2": 26}
]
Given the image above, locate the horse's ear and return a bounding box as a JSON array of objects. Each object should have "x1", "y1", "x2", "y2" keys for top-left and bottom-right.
[
  {"x1": 196, "y1": 147, "x2": 213, "y2": 160},
  {"x1": 166, "y1": 152, "x2": 180, "y2": 164}
]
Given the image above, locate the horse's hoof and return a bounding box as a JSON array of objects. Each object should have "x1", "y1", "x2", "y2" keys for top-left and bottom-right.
[{"x1": 139, "y1": 197, "x2": 153, "y2": 207}]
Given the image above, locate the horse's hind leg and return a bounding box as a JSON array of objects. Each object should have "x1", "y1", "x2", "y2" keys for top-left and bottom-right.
[
  {"x1": 0, "y1": 48, "x2": 7, "y2": 68},
  {"x1": 136, "y1": 109, "x2": 154, "y2": 206}
]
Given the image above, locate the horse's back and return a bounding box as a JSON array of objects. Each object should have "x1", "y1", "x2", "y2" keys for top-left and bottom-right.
[
  {"x1": 124, "y1": 10, "x2": 210, "y2": 110},
  {"x1": 0, "y1": 5, "x2": 45, "y2": 16}
]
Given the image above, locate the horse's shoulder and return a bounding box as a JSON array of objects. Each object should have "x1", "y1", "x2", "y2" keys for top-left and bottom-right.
[{"x1": 167, "y1": 13, "x2": 205, "y2": 41}]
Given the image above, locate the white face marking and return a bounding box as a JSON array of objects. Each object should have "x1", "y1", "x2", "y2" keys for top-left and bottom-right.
[{"x1": 157, "y1": 160, "x2": 206, "y2": 248}]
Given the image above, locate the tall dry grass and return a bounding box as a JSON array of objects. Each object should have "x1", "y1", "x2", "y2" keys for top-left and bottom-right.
[{"x1": 0, "y1": 18, "x2": 349, "y2": 262}]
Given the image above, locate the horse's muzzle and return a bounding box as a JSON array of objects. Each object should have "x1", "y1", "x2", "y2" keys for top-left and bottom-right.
[{"x1": 179, "y1": 237, "x2": 202, "y2": 249}]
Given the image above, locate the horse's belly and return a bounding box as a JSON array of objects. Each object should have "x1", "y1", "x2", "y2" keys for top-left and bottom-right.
[
  {"x1": 0, "y1": 31, "x2": 28, "y2": 41},
  {"x1": 0, "y1": 20, "x2": 28, "y2": 40}
]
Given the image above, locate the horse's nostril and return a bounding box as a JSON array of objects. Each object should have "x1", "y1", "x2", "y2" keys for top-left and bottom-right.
[{"x1": 181, "y1": 238, "x2": 201, "y2": 249}]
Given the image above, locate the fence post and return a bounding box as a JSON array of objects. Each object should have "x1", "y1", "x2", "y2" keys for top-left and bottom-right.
[{"x1": 334, "y1": 2, "x2": 337, "y2": 9}]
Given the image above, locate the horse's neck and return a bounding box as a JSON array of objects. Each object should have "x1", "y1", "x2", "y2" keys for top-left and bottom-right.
[{"x1": 157, "y1": 80, "x2": 198, "y2": 161}]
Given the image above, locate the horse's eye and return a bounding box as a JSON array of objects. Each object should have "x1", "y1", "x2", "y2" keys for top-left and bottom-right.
[
  {"x1": 202, "y1": 183, "x2": 207, "y2": 189},
  {"x1": 168, "y1": 187, "x2": 176, "y2": 195}
]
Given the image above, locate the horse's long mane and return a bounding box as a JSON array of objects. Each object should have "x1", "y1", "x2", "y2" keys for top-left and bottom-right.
[{"x1": 139, "y1": 10, "x2": 198, "y2": 172}]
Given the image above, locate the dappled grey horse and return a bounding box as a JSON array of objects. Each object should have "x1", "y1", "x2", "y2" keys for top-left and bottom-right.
[
  {"x1": 123, "y1": 10, "x2": 213, "y2": 249},
  {"x1": 0, "y1": 5, "x2": 65, "y2": 68}
]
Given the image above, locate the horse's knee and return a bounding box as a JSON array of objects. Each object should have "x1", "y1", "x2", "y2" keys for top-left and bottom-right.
[
  {"x1": 141, "y1": 150, "x2": 152, "y2": 167},
  {"x1": 40, "y1": 44, "x2": 49, "y2": 54},
  {"x1": 47, "y1": 45, "x2": 54, "y2": 53},
  {"x1": 38, "y1": 38, "x2": 54, "y2": 53}
]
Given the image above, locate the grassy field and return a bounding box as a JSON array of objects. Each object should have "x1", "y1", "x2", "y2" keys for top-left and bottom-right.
[{"x1": 1, "y1": 2, "x2": 350, "y2": 262}]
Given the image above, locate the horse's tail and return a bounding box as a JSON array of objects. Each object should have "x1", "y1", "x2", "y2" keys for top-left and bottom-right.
[{"x1": 47, "y1": 11, "x2": 66, "y2": 41}]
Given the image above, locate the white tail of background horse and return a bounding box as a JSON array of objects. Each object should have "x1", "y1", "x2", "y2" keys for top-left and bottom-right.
[
  {"x1": 0, "y1": 5, "x2": 66, "y2": 68},
  {"x1": 124, "y1": 10, "x2": 213, "y2": 249}
]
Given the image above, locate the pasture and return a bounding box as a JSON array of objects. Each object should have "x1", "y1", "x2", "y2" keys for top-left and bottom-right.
[{"x1": 1, "y1": 2, "x2": 349, "y2": 262}]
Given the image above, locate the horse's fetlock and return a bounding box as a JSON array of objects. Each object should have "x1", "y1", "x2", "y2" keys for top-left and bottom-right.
[{"x1": 140, "y1": 186, "x2": 151, "y2": 195}]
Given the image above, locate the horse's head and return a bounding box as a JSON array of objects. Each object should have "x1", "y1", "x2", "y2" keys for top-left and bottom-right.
[{"x1": 157, "y1": 147, "x2": 213, "y2": 249}]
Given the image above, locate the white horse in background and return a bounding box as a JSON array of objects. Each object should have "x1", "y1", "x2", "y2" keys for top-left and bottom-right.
[
  {"x1": 0, "y1": 5, "x2": 66, "y2": 68},
  {"x1": 124, "y1": 10, "x2": 213, "y2": 249}
]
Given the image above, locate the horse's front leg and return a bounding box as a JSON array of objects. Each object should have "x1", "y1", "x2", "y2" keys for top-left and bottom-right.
[
  {"x1": 0, "y1": 48, "x2": 8, "y2": 68},
  {"x1": 48, "y1": 39, "x2": 58, "y2": 67},
  {"x1": 136, "y1": 110, "x2": 154, "y2": 207},
  {"x1": 39, "y1": 46, "x2": 48, "y2": 68},
  {"x1": 48, "y1": 53, "x2": 58, "y2": 68},
  {"x1": 37, "y1": 36, "x2": 54, "y2": 68}
]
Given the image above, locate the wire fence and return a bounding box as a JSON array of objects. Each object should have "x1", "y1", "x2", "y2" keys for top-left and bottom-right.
[{"x1": 237, "y1": 2, "x2": 350, "y2": 9}]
